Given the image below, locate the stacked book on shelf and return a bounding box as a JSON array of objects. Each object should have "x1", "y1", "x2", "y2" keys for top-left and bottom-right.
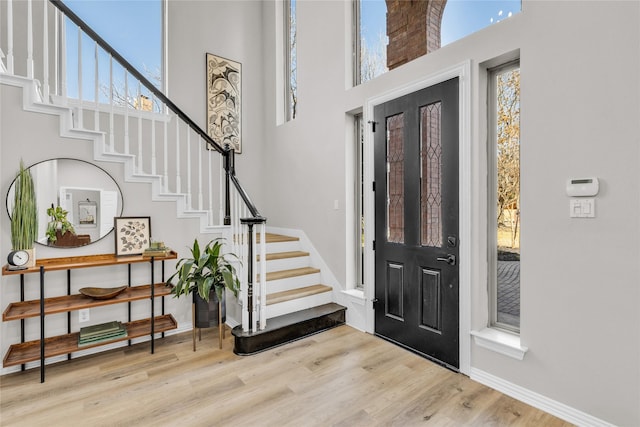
[
  {"x1": 143, "y1": 241, "x2": 171, "y2": 258},
  {"x1": 78, "y1": 321, "x2": 127, "y2": 347}
]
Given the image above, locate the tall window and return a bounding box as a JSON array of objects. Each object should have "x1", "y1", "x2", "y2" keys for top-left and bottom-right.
[
  {"x1": 285, "y1": 0, "x2": 297, "y2": 120},
  {"x1": 62, "y1": 0, "x2": 163, "y2": 108},
  {"x1": 353, "y1": 0, "x2": 388, "y2": 85},
  {"x1": 489, "y1": 61, "x2": 520, "y2": 332},
  {"x1": 354, "y1": 114, "x2": 365, "y2": 289}
]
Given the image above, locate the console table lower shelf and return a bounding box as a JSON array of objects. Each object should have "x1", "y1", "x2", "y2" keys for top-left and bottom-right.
[{"x1": 3, "y1": 314, "x2": 177, "y2": 367}]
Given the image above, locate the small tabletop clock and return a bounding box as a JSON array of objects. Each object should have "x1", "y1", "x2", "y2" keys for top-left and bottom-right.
[{"x1": 7, "y1": 250, "x2": 30, "y2": 270}]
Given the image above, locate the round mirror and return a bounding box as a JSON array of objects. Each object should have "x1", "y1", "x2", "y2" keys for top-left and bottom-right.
[{"x1": 6, "y1": 158, "x2": 124, "y2": 248}]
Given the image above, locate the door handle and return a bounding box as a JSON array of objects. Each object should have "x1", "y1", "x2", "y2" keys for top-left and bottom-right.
[{"x1": 436, "y1": 254, "x2": 456, "y2": 266}]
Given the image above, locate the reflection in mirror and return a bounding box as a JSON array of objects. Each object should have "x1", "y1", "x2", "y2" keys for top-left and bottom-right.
[{"x1": 6, "y1": 159, "x2": 123, "y2": 248}]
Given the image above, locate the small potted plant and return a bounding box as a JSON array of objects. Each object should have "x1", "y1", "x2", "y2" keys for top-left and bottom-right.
[
  {"x1": 10, "y1": 161, "x2": 38, "y2": 267},
  {"x1": 168, "y1": 238, "x2": 240, "y2": 350},
  {"x1": 46, "y1": 204, "x2": 77, "y2": 245}
]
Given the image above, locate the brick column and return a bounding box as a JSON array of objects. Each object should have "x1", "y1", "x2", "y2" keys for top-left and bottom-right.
[{"x1": 385, "y1": 0, "x2": 447, "y2": 70}]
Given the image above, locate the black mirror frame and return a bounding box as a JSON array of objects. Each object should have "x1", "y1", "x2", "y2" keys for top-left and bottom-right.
[{"x1": 6, "y1": 158, "x2": 124, "y2": 249}]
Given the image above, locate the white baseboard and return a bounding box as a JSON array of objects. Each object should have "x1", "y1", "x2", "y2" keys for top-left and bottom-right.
[{"x1": 469, "y1": 367, "x2": 614, "y2": 427}]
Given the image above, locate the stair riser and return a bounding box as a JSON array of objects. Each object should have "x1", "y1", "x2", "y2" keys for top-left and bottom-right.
[
  {"x1": 266, "y1": 291, "x2": 333, "y2": 319},
  {"x1": 265, "y1": 241, "x2": 300, "y2": 254},
  {"x1": 265, "y1": 256, "x2": 311, "y2": 273},
  {"x1": 267, "y1": 272, "x2": 322, "y2": 294}
]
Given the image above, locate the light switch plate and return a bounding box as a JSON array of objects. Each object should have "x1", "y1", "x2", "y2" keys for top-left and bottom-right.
[{"x1": 569, "y1": 198, "x2": 595, "y2": 218}]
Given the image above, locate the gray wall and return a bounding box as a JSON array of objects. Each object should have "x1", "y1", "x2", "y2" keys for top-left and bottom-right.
[
  {"x1": 254, "y1": 1, "x2": 639, "y2": 425},
  {"x1": 1, "y1": 0, "x2": 638, "y2": 424}
]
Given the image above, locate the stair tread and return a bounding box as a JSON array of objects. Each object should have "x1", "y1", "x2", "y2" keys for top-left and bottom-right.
[
  {"x1": 267, "y1": 284, "x2": 332, "y2": 305},
  {"x1": 258, "y1": 233, "x2": 299, "y2": 243},
  {"x1": 262, "y1": 266, "x2": 320, "y2": 282},
  {"x1": 259, "y1": 251, "x2": 309, "y2": 261}
]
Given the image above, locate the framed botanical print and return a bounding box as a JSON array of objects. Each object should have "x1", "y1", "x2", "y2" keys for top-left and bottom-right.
[{"x1": 114, "y1": 216, "x2": 151, "y2": 256}]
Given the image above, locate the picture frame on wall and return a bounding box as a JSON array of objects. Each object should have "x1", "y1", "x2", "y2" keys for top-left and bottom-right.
[
  {"x1": 78, "y1": 200, "x2": 97, "y2": 227},
  {"x1": 114, "y1": 216, "x2": 151, "y2": 256},
  {"x1": 206, "y1": 52, "x2": 242, "y2": 153}
]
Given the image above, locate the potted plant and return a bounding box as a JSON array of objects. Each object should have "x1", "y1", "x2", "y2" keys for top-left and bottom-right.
[
  {"x1": 10, "y1": 160, "x2": 38, "y2": 267},
  {"x1": 46, "y1": 204, "x2": 77, "y2": 245},
  {"x1": 168, "y1": 238, "x2": 240, "y2": 350}
]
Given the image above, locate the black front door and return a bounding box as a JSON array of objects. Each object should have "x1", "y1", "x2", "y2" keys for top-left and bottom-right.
[{"x1": 374, "y1": 77, "x2": 459, "y2": 369}]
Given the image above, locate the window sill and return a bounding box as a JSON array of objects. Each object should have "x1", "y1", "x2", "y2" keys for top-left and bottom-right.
[
  {"x1": 471, "y1": 328, "x2": 528, "y2": 360},
  {"x1": 341, "y1": 289, "x2": 365, "y2": 305}
]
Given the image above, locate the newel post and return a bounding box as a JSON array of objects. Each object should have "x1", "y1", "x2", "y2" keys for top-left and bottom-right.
[
  {"x1": 223, "y1": 144, "x2": 234, "y2": 225},
  {"x1": 241, "y1": 217, "x2": 266, "y2": 331}
]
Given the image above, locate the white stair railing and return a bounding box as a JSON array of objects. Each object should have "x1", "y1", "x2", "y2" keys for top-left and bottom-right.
[{"x1": 1, "y1": 0, "x2": 267, "y2": 332}]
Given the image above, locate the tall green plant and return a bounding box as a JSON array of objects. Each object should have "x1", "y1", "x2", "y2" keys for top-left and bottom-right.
[
  {"x1": 168, "y1": 239, "x2": 240, "y2": 302},
  {"x1": 11, "y1": 160, "x2": 38, "y2": 250}
]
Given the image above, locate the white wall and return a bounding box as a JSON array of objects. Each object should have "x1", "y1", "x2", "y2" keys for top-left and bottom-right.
[
  {"x1": 166, "y1": 0, "x2": 266, "y2": 213},
  {"x1": 255, "y1": 0, "x2": 640, "y2": 425}
]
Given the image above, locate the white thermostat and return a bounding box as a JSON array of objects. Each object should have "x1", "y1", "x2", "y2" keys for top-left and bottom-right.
[{"x1": 566, "y1": 177, "x2": 599, "y2": 197}]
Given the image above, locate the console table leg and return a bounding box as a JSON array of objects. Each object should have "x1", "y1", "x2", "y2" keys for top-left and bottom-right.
[{"x1": 39, "y1": 266, "x2": 45, "y2": 383}]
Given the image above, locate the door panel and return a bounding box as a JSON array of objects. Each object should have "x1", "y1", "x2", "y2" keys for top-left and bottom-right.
[
  {"x1": 374, "y1": 77, "x2": 459, "y2": 369},
  {"x1": 385, "y1": 262, "x2": 405, "y2": 320},
  {"x1": 420, "y1": 267, "x2": 441, "y2": 332}
]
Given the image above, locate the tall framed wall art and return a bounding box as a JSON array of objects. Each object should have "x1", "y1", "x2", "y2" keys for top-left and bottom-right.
[{"x1": 206, "y1": 53, "x2": 242, "y2": 153}]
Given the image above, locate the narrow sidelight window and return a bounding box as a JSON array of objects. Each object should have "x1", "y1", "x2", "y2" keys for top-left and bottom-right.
[
  {"x1": 488, "y1": 61, "x2": 520, "y2": 332},
  {"x1": 285, "y1": 0, "x2": 297, "y2": 120}
]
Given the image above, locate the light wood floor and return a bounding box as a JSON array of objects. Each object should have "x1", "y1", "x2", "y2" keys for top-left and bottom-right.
[{"x1": 0, "y1": 326, "x2": 572, "y2": 426}]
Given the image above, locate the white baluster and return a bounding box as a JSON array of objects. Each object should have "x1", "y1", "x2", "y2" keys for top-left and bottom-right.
[
  {"x1": 42, "y1": 0, "x2": 50, "y2": 101},
  {"x1": 151, "y1": 94, "x2": 157, "y2": 175},
  {"x1": 76, "y1": 26, "x2": 83, "y2": 127},
  {"x1": 108, "y1": 55, "x2": 114, "y2": 151},
  {"x1": 186, "y1": 129, "x2": 192, "y2": 209},
  {"x1": 124, "y1": 71, "x2": 129, "y2": 154},
  {"x1": 197, "y1": 136, "x2": 203, "y2": 211},
  {"x1": 137, "y1": 81, "x2": 143, "y2": 174},
  {"x1": 219, "y1": 155, "x2": 224, "y2": 225},
  {"x1": 259, "y1": 224, "x2": 267, "y2": 330},
  {"x1": 53, "y1": 8, "x2": 59, "y2": 95},
  {"x1": 94, "y1": 42, "x2": 99, "y2": 130},
  {"x1": 27, "y1": 0, "x2": 33, "y2": 78},
  {"x1": 208, "y1": 149, "x2": 214, "y2": 226},
  {"x1": 175, "y1": 120, "x2": 181, "y2": 193},
  {"x1": 59, "y1": 14, "x2": 67, "y2": 100},
  {"x1": 163, "y1": 120, "x2": 169, "y2": 192},
  {"x1": 6, "y1": 0, "x2": 14, "y2": 74},
  {"x1": 251, "y1": 226, "x2": 258, "y2": 332}
]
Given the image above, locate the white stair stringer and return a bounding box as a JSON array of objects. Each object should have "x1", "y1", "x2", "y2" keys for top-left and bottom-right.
[{"x1": 0, "y1": 72, "x2": 222, "y2": 234}]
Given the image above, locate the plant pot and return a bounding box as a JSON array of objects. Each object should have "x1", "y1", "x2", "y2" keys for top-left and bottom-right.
[
  {"x1": 193, "y1": 289, "x2": 226, "y2": 329},
  {"x1": 25, "y1": 247, "x2": 36, "y2": 268},
  {"x1": 50, "y1": 230, "x2": 91, "y2": 247}
]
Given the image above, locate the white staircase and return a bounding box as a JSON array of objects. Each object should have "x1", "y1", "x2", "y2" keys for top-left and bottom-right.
[
  {"x1": 260, "y1": 233, "x2": 333, "y2": 319},
  {"x1": 0, "y1": 0, "x2": 342, "y2": 340}
]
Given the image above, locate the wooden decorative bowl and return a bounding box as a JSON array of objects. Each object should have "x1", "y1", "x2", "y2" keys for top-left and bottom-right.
[{"x1": 79, "y1": 286, "x2": 127, "y2": 300}]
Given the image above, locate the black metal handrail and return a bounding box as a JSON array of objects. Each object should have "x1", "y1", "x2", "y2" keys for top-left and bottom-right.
[{"x1": 49, "y1": 0, "x2": 263, "y2": 222}]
